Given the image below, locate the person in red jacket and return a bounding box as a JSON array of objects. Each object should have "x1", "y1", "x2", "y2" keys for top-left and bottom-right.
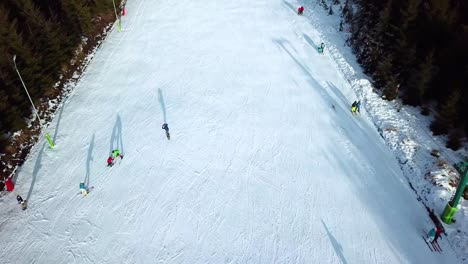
[
  {"x1": 107, "y1": 156, "x2": 114, "y2": 167},
  {"x1": 298, "y1": 6, "x2": 304, "y2": 15},
  {"x1": 432, "y1": 226, "x2": 442, "y2": 243}
]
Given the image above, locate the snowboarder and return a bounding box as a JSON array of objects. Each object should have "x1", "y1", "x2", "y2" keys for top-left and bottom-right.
[
  {"x1": 162, "y1": 123, "x2": 170, "y2": 140},
  {"x1": 80, "y1": 182, "x2": 88, "y2": 196},
  {"x1": 297, "y1": 6, "x2": 304, "y2": 15},
  {"x1": 351, "y1": 101, "x2": 358, "y2": 114},
  {"x1": 432, "y1": 226, "x2": 442, "y2": 243},
  {"x1": 107, "y1": 156, "x2": 114, "y2": 167},
  {"x1": 16, "y1": 195, "x2": 26, "y2": 210}
]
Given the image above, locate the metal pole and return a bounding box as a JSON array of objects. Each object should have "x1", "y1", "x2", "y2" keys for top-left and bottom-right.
[
  {"x1": 112, "y1": 0, "x2": 121, "y2": 32},
  {"x1": 13, "y1": 55, "x2": 43, "y2": 130},
  {"x1": 12, "y1": 55, "x2": 54, "y2": 148}
]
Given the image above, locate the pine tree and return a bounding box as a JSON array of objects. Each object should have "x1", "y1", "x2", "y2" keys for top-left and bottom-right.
[
  {"x1": 382, "y1": 75, "x2": 399, "y2": 101},
  {"x1": 430, "y1": 89, "x2": 460, "y2": 135},
  {"x1": 415, "y1": 49, "x2": 436, "y2": 103},
  {"x1": 373, "y1": 55, "x2": 393, "y2": 89}
]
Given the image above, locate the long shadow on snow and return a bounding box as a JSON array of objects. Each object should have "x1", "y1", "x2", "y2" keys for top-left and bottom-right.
[
  {"x1": 303, "y1": 33, "x2": 319, "y2": 50},
  {"x1": 26, "y1": 143, "x2": 46, "y2": 202},
  {"x1": 83, "y1": 134, "x2": 94, "y2": 187},
  {"x1": 109, "y1": 114, "x2": 124, "y2": 154},
  {"x1": 158, "y1": 88, "x2": 167, "y2": 123},
  {"x1": 282, "y1": 0, "x2": 297, "y2": 14},
  {"x1": 326, "y1": 81, "x2": 354, "y2": 111},
  {"x1": 272, "y1": 37, "x2": 426, "y2": 263},
  {"x1": 321, "y1": 219, "x2": 348, "y2": 264},
  {"x1": 52, "y1": 98, "x2": 67, "y2": 144}
]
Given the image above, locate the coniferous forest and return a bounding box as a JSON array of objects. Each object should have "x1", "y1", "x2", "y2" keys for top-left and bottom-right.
[
  {"x1": 0, "y1": 0, "x2": 120, "y2": 153},
  {"x1": 341, "y1": 0, "x2": 468, "y2": 149}
]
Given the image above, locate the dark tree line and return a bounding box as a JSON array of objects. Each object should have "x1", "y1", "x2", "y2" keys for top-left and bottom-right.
[
  {"x1": 0, "y1": 0, "x2": 119, "y2": 150},
  {"x1": 342, "y1": 0, "x2": 468, "y2": 149}
]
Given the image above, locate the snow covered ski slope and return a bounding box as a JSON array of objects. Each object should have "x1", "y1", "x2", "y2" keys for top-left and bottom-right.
[{"x1": 0, "y1": 0, "x2": 459, "y2": 263}]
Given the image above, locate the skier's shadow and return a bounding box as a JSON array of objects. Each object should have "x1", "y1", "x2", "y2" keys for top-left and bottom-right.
[
  {"x1": 52, "y1": 98, "x2": 68, "y2": 145},
  {"x1": 303, "y1": 34, "x2": 319, "y2": 50},
  {"x1": 282, "y1": 0, "x2": 296, "y2": 14},
  {"x1": 83, "y1": 134, "x2": 94, "y2": 188},
  {"x1": 321, "y1": 219, "x2": 348, "y2": 264},
  {"x1": 26, "y1": 143, "x2": 46, "y2": 202},
  {"x1": 158, "y1": 88, "x2": 167, "y2": 123},
  {"x1": 327, "y1": 81, "x2": 353, "y2": 112},
  {"x1": 110, "y1": 114, "x2": 124, "y2": 154}
]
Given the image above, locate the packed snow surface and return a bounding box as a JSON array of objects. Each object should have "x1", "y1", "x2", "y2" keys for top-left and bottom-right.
[{"x1": 0, "y1": 0, "x2": 460, "y2": 263}]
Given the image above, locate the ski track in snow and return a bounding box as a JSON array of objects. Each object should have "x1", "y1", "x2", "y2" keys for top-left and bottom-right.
[{"x1": 0, "y1": 0, "x2": 461, "y2": 263}]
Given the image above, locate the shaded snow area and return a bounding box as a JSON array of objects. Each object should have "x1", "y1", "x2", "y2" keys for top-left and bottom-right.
[
  {"x1": 295, "y1": 1, "x2": 468, "y2": 262},
  {"x1": 0, "y1": 0, "x2": 464, "y2": 263}
]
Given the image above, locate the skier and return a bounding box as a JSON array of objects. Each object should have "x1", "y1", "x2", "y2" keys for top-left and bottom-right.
[
  {"x1": 356, "y1": 100, "x2": 361, "y2": 113},
  {"x1": 107, "y1": 156, "x2": 114, "y2": 167},
  {"x1": 432, "y1": 226, "x2": 442, "y2": 243},
  {"x1": 351, "y1": 101, "x2": 357, "y2": 114},
  {"x1": 317, "y1": 43, "x2": 325, "y2": 54},
  {"x1": 297, "y1": 6, "x2": 304, "y2": 15},
  {"x1": 80, "y1": 182, "x2": 87, "y2": 196},
  {"x1": 112, "y1": 149, "x2": 123, "y2": 159},
  {"x1": 339, "y1": 21, "x2": 343, "y2": 31},
  {"x1": 162, "y1": 123, "x2": 170, "y2": 140}
]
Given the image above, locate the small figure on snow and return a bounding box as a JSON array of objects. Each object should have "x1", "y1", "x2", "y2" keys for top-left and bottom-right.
[
  {"x1": 16, "y1": 195, "x2": 23, "y2": 204},
  {"x1": 107, "y1": 156, "x2": 114, "y2": 167},
  {"x1": 112, "y1": 149, "x2": 123, "y2": 159},
  {"x1": 351, "y1": 101, "x2": 358, "y2": 114},
  {"x1": 80, "y1": 182, "x2": 88, "y2": 196},
  {"x1": 162, "y1": 123, "x2": 170, "y2": 140},
  {"x1": 107, "y1": 150, "x2": 123, "y2": 167},
  {"x1": 339, "y1": 21, "x2": 343, "y2": 31},
  {"x1": 356, "y1": 100, "x2": 361, "y2": 113},
  {"x1": 297, "y1": 6, "x2": 304, "y2": 15},
  {"x1": 16, "y1": 195, "x2": 27, "y2": 210},
  {"x1": 432, "y1": 226, "x2": 442, "y2": 243},
  {"x1": 317, "y1": 43, "x2": 325, "y2": 54}
]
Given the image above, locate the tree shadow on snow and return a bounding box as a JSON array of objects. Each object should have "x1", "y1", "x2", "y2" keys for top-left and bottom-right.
[
  {"x1": 158, "y1": 88, "x2": 167, "y2": 123},
  {"x1": 83, "y1": 134, "x2": 94, "y2": 187},
  {"x1": 26, "y1": 143, "x2": 46, "y2": 201},
  {"x1": 110, "y1": 114, "x2": 124, "y2": 154},
  {"x1": 272, "y1": 37, "x2": 427, "y2": 263},
  {"x1": 321, "y1": 219, "x2": 348, "y2": 264}
]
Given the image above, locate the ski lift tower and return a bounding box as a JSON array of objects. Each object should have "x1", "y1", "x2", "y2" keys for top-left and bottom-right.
[{"x1": 441, "y1": 161, "x2": 468, "y2": 224}]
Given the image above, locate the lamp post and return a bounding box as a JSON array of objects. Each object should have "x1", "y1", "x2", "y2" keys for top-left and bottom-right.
[
  {"x1": 12, "y1": 55, "x2": 54, "y2": 148},
  {"x1": 112, "y1": 0, "x2": 121, "y2": 32}
]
